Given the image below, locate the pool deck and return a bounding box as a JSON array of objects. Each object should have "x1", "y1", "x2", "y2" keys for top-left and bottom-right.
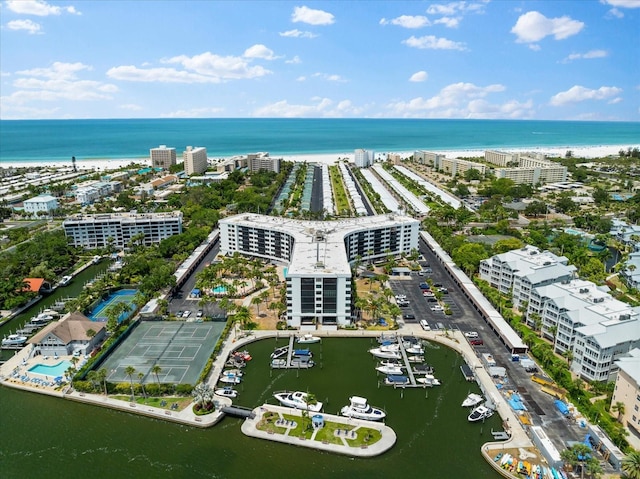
[{"x1": 241, "y1": 404, "x2": 396, "y2": 457}]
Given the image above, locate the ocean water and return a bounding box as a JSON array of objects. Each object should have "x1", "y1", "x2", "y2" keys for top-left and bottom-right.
[{"x1": 0, "y1": 118, "x2": 638, "y2": 164}]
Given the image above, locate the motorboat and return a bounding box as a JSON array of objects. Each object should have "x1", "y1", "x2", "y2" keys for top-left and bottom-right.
[
  {"x1": 407, "y1": 355, "x2": 424, "y2": 363},
  {"x1": 340, "y1": 396, "x2": 386, "y2": 421},
  {"x1": 273, "y1": 391, "x2": 323, "y2": 411},
  {"x1": 293, "y1": 348, "x2": 312, "y2": 358},
  {"x1": 290, "y1": 357, "x2": 315, "y2": 368},
  {"x1": 468, "y1": 404, "x2": 494, "y2": 422},
  {"x1": 232, "y1": 350, "x2": 252, "y2": 361},
  {"x1": 405, "y1": 344, "x2": 425, "y2": 355},
  {"x1": 462, "y1": 393, "x2": 483, "y2": 408},
  {"x1": 92, "y1": 255, "x2": 102, "y2": 264},
  {"x1": 376, "y1": 364, "x2": 404, "y2": 375},
  {"x1": 416, "y1": 374, "x2": 441, "y2": 386},
  {"x1": 369, "y1": 347, "x2": 401, "y2": 360},
  {"x1": 378, "y1": 359, "x2": 404, "y2": 368},
  {"x1": 1, "y1": 334, "x2": 28, "y2": 347},
  {"x1": 384, "y1": 375, "x2": 410, "y2": 387},
  {"x1": 219, "y1": 375, "x2": 242, "y2": 384},
  {"x1": 297, "y1": 333, "x2": 321, "y2": 344},
  {"x1": 214, "y1": 387, "x2": 238, "y2": 398},
  {"x1": 271, "y1": 358, "x2": 287, "y2": 368},
  {"x1": 59, "y1": 275, "x2": 73, "y2": 286},
  {"x1": 270, "y1": 346, "x2": 289, "y2": 359},
  {"x1": 225, "y1": 357, "x2": 245, "y2": 368},
  {"x1": 223, "y1": 368, "x2": 243, "y2": 377},
  {"x1": 378, "y1": 333, "x2": 397, "y2": 344}
]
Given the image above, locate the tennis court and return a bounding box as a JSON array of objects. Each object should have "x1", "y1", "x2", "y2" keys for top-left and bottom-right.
[
  {"x1": 88, "y1": 289, "x2": 137, "y2": 323},
  {"x1": 99, "y1": 321, "x2": 225, "y2": 385}
]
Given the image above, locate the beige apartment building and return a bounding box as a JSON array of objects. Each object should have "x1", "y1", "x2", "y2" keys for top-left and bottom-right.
[
  {"x1": 611, "y1": 349, "x2": 640, "y2": 436},
  {"x1": 150, "y1": 145, "x2": 177, "y2": 169},
  {"x1": 183, "y1": 146, "x2": 208, "y2": 175}
]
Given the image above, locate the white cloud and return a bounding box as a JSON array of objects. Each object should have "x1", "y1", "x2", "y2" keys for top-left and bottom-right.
[
  {"x1": 252, "y1": 97, "x2": 363, "y2": 118},
  {"x1": 601, "y1": 0, "x2": 640, "y2": 7},
  {"x1": 243, "y1": 44, "x2": 277, "y2": 60},
  {"x1": 434, "y1": 16, "x2": 461, "y2": 28},
  {"x1": 160, "y1": 107, "x2": 224, "y2": 118},
  {"x1": 385, "y1": 82, "x2": 519, "y2": 118},
  {"x1": 550, "y1": 85, "x2": 623, "y2": 105},
  {"x1": 511, "y1": 11, "x2": 584, "y2": 44},
  {"x1": 311, "y1": 72, "x2": 347, "y2": 82},
  {"x1": 285, "y1": 55, "x2": 302, "y2": 64},
  {"x1": 2, "y1": 62, "x2": 117, "y2": 109},
  {"x1": 608, "y1": 97, "x2": 623, "y2": 104},
  {"x1": 403, "y1": 35, "x2": 467, "y2": 50},
  {"x1": 606, "y1": 7, "x2": 625, "y2": 17},
  {"x1": 426, "y1": 2, "x2": 487, "y2": 15},
  {"x1": 108, "y1": 51, "x2": 273, "y2": 83},
  {"x1": 118, "y1": 104, "x2": 143, "y2": 111},
  {"x1": 5, "y1": 0, "x2": 80, "y2": 16},
  {"x1": 561, "y1": 49, "x2": 608, "y2": 62},
  {"x1": 6, "y1": 19, "x2": 42, "y2": 34},
  {"x1": 528, "y1": 44, "x2": 541, "y2": 51},
  {"x1": 279, "y1": 29, "x2": 317, "y2": 38},
  {"x1": 291, "y1": 6, "x2": 335, "y2": 26},
  {"x1": 380, "y1": 15, "x2": 430, "y2": 28},
  {"x1": 296, "y1": 76, "x2": 306, "y2": 82},
  {"x1": 409, "y1": 71, "x2": 429, "y2": 82}
]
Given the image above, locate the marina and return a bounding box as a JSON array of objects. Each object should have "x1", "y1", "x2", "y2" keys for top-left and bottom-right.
[{"x1": 269, "y1": 336, "x2": 317, "y2": 369}]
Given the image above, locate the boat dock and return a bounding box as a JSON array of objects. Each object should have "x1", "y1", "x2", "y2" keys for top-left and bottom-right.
[
  {"x1": 397, "y1": 340, "x2": 418, "y2": 387},
  {"x1": 269, "y1": 336, "x2": 315, "y2": 369}
]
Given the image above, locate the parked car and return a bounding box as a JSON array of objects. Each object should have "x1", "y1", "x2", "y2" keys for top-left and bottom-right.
[
  {"x1": 183, "y1": 311, "x2": 192, "y2": 318},
  {"x1": 177, "y1": 310, "x2": 184, "y2": 317},
  {"x1": 438, "y1": 287, "x2": 448, "y2": 294},
  {"x1": 424, "y1": 268, "x2": 433, "y2": 273},
  {"x1": 417, "y1": 271, "x2": 424, "y2": 276},
  {"x1": 433, "y1": 283, "x2": 443, "y2": 288},
  {"x1": 420, "y1": 320, "x2": 431, "y2": 331},
  {"x1": 430, "y1": 305, "x2": 444, "y2": 311},
  {"x1": 398, "y1": 301, "x2": 410, "y2": 308},
  {"x1": 469, "y1": 338, "x2": 484, "y2": 346},
  {"x1": 464, "y1": 331, "x2": 479, "y2": 338},
  {"x1": 426, "y1": 297, "x2": 438, "y2": 303},
  {"x1": 395, "y1": 294, "x2": 407, "y2": 300},
  {"x1": 419, "y1": 282, "x2": 430, "y2": 290},
  {"x1": 196, "y1": 310, "x2": 203, "y2": 318},
  {"x1": 403, "y1": 314, "x2": 416, "y2": 320}
]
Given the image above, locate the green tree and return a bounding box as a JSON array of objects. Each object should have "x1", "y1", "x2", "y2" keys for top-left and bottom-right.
[
  {"x1": 561, "y1": 443, "x2": 600, "y2": 479},
  {"x1": 451, "y1": 243, "x2": 488, "y2": 276},
  {"x1": 125, "y1": 366, "x2": 136, "y2": 401},
  {"x1": 97, "y1": 368, "x2": 108, "y2": 395},
  {"x1": 622, "y1": 450, "x2": 640, "y2": 479},
  {"x1": 611, "y1": 401, "x2": 626, "y2": 424},
  {"x1": 151, "y1": 364, "x2": 162, "y2": 385}
]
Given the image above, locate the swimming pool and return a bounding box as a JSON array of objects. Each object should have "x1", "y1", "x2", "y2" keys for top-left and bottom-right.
[
  {"x1": 213, "y1": 286, "x2": 227, "y2": 294},
  {"x1": 28, "y1": 360, "x2": 72, "y2": 378},
  {"x1": 88, "y1": 289, "x2": 137, "y2": 323}
]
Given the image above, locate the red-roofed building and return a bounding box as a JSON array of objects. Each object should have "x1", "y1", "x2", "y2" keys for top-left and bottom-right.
[{"x1": 22, "y1": 278, "x2": 52, "y2": 293}]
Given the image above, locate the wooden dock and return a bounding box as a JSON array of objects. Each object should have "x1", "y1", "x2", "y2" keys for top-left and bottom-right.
[{"x1": 269, "y1": 336, "x2": 315, "y2": 369}]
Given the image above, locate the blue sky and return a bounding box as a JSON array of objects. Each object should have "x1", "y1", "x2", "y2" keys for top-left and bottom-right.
[{"x1": 1, "y1": 0, "x2": 639, "y2": 120}]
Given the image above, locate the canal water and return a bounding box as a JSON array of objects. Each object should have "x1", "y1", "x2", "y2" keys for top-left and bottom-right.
[
  {"x1": 0, "y1": 333, "x2": 502, "y2": 478},
  {"x1": 0, "y1": 262, "x2": 109, "y2": 362}
]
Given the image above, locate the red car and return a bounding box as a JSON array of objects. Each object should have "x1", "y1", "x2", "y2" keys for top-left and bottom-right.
[{"x1": 469, "y1": 338, "x2": 484, "y2": 346}]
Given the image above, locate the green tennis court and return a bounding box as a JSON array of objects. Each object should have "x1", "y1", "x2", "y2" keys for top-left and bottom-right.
[{"x1": 99, "y1": 321, "x2": 226, "y2": 385}]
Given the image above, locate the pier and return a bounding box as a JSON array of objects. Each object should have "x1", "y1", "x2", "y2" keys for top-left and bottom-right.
[{"x1": 269, "y1": 336, "x2": 316, "y2": 369}]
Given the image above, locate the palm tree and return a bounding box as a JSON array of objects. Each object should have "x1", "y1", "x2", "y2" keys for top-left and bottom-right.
[
  {"x1": 87, "y1": 370, "x2": 98, "y2": 391},
  {"x1": 611, "y1": 401, "x2": 626, "y2": 423},
  {"x1": 622, "y1": 450, "x2": 640, "y2": 479},
  {"x1": 97, "y1": 368, "x2": 108, "y2": 395},
  {"x1": 138, "y1": 372, "x2": 146, "y2": 399},
  {"x1": 151, "y1": 364, "x2": 162, "y2": 385},
  {"x1": 561, "y1": 443, "x2": 597, "y2": 479},
  {"x1": 251, "y1": 295, "x2": 263, "y2": 316},
  {"x1": 125, "y1": 366, "x2": 136, "y2": 401},
  {"x1": 192, "y1": 382, "x2": 214, "y2": 412},
  {"x1": 303, "y1": 392, "x2": 318, "y2": 431}
]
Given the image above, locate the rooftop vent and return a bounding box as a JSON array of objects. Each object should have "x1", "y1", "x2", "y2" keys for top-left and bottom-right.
[
  {"x1": 579, "y1": 288, "x2": 589, "y2": 294},
  {"x1": 619, "y1": 314, "x2": 630, "y2": 321}
]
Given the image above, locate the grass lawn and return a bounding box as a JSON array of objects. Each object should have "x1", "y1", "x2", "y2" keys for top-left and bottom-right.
[{"x1": 110, "y1": 395, "x2": 192, "y2": 411}]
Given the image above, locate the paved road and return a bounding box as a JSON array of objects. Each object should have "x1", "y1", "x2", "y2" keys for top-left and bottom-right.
[{"x1": 387, "y1": 238, "x2": 598, "y2": 470}]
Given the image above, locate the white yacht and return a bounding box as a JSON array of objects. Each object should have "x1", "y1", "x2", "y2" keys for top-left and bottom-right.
[
  {"x1": 416, "y1": 374, "x2": 441, "y2": 386},
  {"x1": 468, "y1": 404, "x2": 494, "y2": 422},
  {"x1": 59, "y1": 275, "x2": 73, "y2": 286},
  {"x1": 384, "y1": 375, "x2": 410, "y2": 387},
  {"x1": 273, "y1": 391, "x2": 323, "y2": 411},
  {"x1": 340, "y1": 396, "x2": 386, "y2": 421},
  {"x1": 462, "y1": 393, "x2": 483, "y2": 408},
  {"x1": 405, "y1": 344, "x2": 425, "y2": 355},
  {"x1": 297, "y1": 334, "x2": 321, "y2": 344},
  {"x1": 375, "y1": 364, "x2": 404, "y2": 375},
  {"x1": 214, "y1": 387, "x2": 238, "y2": 398},
  {"x1": 369, "y1": 346, "x2": 401, "y2": 360},
  {"x1": 1, "y1": 334, "x2": 28, "y2": 347}
]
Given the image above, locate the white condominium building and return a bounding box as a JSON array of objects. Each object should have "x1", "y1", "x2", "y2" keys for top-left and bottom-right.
[
  {"x1": 484, "y1": 150, "x2": 520, "y2": 167},
  {"x1": 248, "y1": 152, "x2": 281, "y2": 173},
  {"x1": 354, "y1": 149, "x2": 374, "y2": 168},
  {"x1": 611, "y1": 349, "x2": 640, "y2": 433},
  {"x1": 529, "y1": 278, "x2": 640, "y2": 382},
  {"x1": 150, "y1": 145, "x2": 177, "y2": 169},
  {"x1": 439, "y1": 158, "x2": 487, "y2": 177},
  {"x1": 22, "y1": 194, "x2": 58, "y2": 215},
  {"x1": 219, "y1": 213, "x2": 419, "y2": 327},
  {"x1": 413, "y1": 151, "x2": 445, "y2": 166},
  {"x1": 494, "y1": 165, "x2": 567, "y2": 185},
  {"x1": 184, "y1": 146, "x2": 208, "y2": 175},
  {"x1": 479, "y1": 245, "x2": 576, "y2": 310},
  {"x1": 63, "y1": 212, "x2": 183, "y2": 249}
]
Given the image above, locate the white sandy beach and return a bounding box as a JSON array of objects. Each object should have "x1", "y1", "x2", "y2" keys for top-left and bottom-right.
[{"x1": 4, "y1": 144, "x2": 634, "y2": 171}]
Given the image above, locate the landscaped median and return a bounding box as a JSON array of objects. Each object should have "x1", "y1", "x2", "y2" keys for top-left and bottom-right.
[{"x1": 240, "y1": 404, "x2": 396, "y2": 457}]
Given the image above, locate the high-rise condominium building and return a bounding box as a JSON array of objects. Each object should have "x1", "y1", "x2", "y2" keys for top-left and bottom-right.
[
  {"x1": 150, "y1": 145, "x2": 177, "y2": 169},
  {"x1": 183, "y1": 146, "x2": 208, "y2": 175}
]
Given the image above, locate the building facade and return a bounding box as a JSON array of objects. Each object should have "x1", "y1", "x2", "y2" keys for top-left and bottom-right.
[
  {"x1": 354, "y1": 149, "x2": 374, "y2": 168},
  {"x1": 150, "y1": 145, "x2": 177, "y2": 170},
  {"x1": 183, "y1": 146, "x2": 208, "y2": 175},
  {"x1": 248, "y1": 152, "x2": 281, "y2": 173},
  {"x1": 611, "y1": 348, "x2": 640, "y2": 435},
  {"x1": 413, "y1": 151, "x2": 445, "y2": 166},
  {"x1": 219, "y1": 213, "x2": 419, "y2": 327},
  {"x1": 22, "y1": 194, "x2": 58, "y2": 215},
  {"x1": 494, "y1": 165, "x2": 568, "y2": 185},
  {"x1": 63, "y1": 212, "x2": 182, "y2": 249}
]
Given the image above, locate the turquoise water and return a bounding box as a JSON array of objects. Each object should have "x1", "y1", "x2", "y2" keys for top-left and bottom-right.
[
  {"x1": 28, "y1": 360, "x2": 72, "y2": 377},
  {"x1": 213, "y1": 286, "x2": 227, "y2": 294},
  {"x1": 283, "y1": 267, "x2": 288, "y2": 278},
  {"x1": 0, "y1": 118, "x2": 637, "y2": 163},
  {"x1": 88, "y1": 289, "x2": 137, "y2": 322}
]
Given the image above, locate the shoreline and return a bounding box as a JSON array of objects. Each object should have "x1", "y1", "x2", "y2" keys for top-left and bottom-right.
[{"x1": 0, "y1": 144, "x2": 634, "y2": 171}]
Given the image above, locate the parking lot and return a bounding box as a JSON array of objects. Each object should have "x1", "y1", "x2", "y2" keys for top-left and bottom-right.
[{"x1": 386, "y1": 238, "x2": 594, "y2": 465}]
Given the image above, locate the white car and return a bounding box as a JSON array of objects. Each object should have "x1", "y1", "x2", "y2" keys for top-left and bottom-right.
[
  {"x1": 430, "y1": 305, "x2": 443, "y2": 311},
  {"x1": 395, "y1": 294, "x2": 407, "y2": 300},
  {"x1": 464, "y1": 331, "x2": 479, "y2": 338},
  {"x1": 420, "y1": 320, "x2": 431, "y2": 331},
  {"x1": 183, "y1": 311, "x2": 192, "y2": 318}
]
